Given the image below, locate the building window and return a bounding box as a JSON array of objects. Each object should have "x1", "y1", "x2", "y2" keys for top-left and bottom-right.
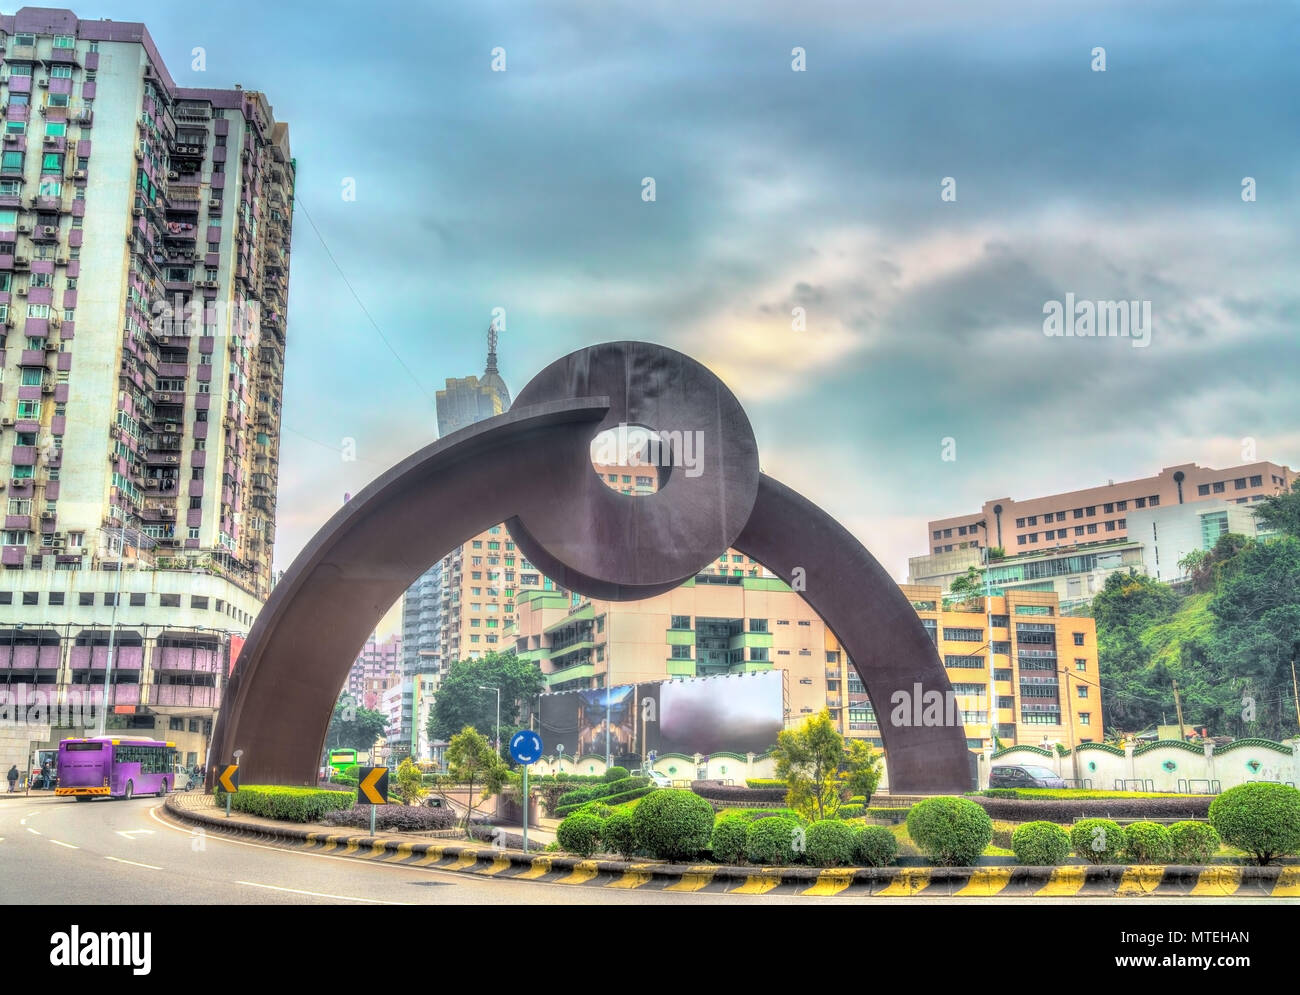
[
  {"x1": 1079, "y1": 712, "x2": 1091, "y2": 725},
  {"x1": 191, "y1": 596, "x2": 209, "y2": 609},
  {"x1": 1249, "y1": 475, "x2": 1262, "y2": 487},
  {"x1": 749, "y1": 618, "x2": 767, "y2": 632},
  {"x1": 130, "y1": 593, "x2": 146, "y2": 606},
  {"x1": 1077, "y1": 685, "x2": 1089, "y2": 699},
  {"x1": 1073, "y1": 632, "x2": 1085, "y2": 646},
  {"x1": 670, "y1": 615, "x2": 690, "y2": 630},
  {"x1": 1197, "y1": 484, "x2": 1210, "y2": 496},
  {"x1": 1075, "y1": 658, "x2": 1087, "y2": 671}
]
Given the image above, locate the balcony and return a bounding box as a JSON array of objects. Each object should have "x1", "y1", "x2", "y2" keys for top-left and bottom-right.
[
  {"x1": 150, "y1": 684, "x2": 218, "y2": 708},
  {"x1": 69, "y1": 645, "x2": 146, "y2": 669},
  {"x1": 154, "y1": 646, "x2": 220, "y2": 672},
  {"x1": 0, "y1": 644, "x2": 61, "y2": 668}
]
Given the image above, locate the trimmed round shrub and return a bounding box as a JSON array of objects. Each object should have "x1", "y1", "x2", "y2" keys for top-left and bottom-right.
[
  {"x1": 1123, "y1": 821, "x2": 1173, "y2": 863},
  {"x1": 906, "y1": 797, "x2": 993, "y2": 866},
  {"x1": 805, "y1": 820, "x2": 855, "y2": 867},
  {"x1": 745, "y1": 816, "x2": 802, "y2": 865},
  {"x1": 1011, "y1": 821, "x2": 1071, "y2": 865},
  {"x1": 604, "y1": 766, "x2": 630, "y2": 783},
  {"x1": 581, "y1": 802, "x2": 614, "y2": 819},
  {"x1": 556, "y1": 812, "x2": 604, "y2": 857},
  {"x1": 1070, "y1": 818, "x2": 1126, "y2": 864},
  {"x1": 852, "y1": 824, "x2": 899, "y2": 867},
  {"x1": 1209, "y1": 782, "x2": 1300, "y2": 865},
  {"x1": 1168, "y1": 821, "x2": 1221, "y2": 864},
  {"x1": 632, "y1": 789, "x2": 715, "y2": 861},
  {"x1": 710, "y1": 815, "x2": 750, "y2": 865},
  {"x1": 601, "y1": 810, "x2": 637, "y2": 860}
]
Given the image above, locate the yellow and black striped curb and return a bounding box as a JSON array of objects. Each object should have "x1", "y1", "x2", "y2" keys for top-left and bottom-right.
[{"x1": 163, "y1": 799, "x2": 1299, "y2": 898}]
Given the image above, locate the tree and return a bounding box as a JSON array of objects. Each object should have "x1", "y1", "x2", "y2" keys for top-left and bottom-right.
[
  {"x1": 443, "y1": 726, "x2": 510, "y2": 831},
  {"x1": 1251, "y1": 482, "x2": 1300, "y2": 538},
  {"x1": 428, "y1": 651, "x2": 545, "y2": 744},
  {"x1": 393, "y1": 757, "x2": 427, "y2": 807},
  {"x1": 946, "y1": 566, "x2": 985, "y2": 611},
  {"x1": 1091, "y1": 571, "x2": 1180, "y2": 731},
  {"x1": 773, "y1": 710, "x2": 844, "y2": 821},
  {"x1": 842, "y1": 738, "x2": 882, "y2": 806},
  {"x1": 324, "y1": 695, "x2": 388, "y2": 754}
]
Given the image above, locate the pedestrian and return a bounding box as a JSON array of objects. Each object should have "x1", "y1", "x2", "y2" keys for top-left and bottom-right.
[{"x1": 6, "y1": 763, "x2": 18, "y2": 793}]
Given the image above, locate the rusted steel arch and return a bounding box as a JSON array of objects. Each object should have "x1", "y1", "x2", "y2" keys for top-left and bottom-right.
[{"x1": 209, "y1": 342, "x2": 969, "y2": 792}]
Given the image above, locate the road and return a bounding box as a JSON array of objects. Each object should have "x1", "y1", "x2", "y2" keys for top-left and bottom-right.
[{"x1": 0, "y1": 795, "x2": 1290, "y2": 905}]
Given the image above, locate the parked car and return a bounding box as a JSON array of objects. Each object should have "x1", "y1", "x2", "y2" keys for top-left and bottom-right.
[
  {"x1": 989, "y1": 764, "x2": 1067, "y2": 789},
  {"x1": 637, "y1": 769, "x2": 672, "y2": 789}
]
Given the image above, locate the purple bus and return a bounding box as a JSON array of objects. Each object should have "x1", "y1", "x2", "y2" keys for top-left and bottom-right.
[{"x1": 55, "y1": 737, "x2": 179, "y2": 801}]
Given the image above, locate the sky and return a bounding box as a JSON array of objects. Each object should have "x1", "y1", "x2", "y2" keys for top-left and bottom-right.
[{"x1": 64, "y1": 0, "x2": 1300, "y2": 633}]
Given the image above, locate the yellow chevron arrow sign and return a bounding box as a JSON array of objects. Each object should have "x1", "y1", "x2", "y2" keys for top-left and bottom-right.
[
  {"x1": 358, "y1": 766, "x2": 389, "y2": 805},
  {"x1": 217, "y1": 764, "x2": 240, "y2": 793}
]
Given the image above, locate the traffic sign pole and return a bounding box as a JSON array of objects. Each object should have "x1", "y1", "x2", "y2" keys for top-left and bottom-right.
[
  {"x1": 522, "y1": 764, "x2": 529, "y2": 854},
  {"x1": 508, "y1": 730, "x2": 544, "y2": 854},
  {"x1": 370, "y1": 804, "x2": 376, "y2": 836}
]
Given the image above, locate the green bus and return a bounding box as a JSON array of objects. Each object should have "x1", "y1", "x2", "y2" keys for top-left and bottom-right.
[{"x1": 327, "y1": 748, "x2": 361, "y2": 772}]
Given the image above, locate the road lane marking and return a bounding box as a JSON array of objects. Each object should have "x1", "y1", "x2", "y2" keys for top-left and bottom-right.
[
  {"x1": 27, "y1": 827, "x2": 41, "y2": 835},
  {"x1": 106, "y1": 856, "x2": 161, "y2": 870},
  {"x1": 115, "y1": 829, "x2": 155, "y2": 840},
  {"x1": 235, "y1": 880, "x2": 410, "y2": 905},
  {"x1": 49, "y1": 840, "x2": 79, "y2": 849}
]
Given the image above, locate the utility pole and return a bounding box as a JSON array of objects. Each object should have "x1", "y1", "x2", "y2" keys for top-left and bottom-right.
[
  {"x1": 1172, "y1": 678, "x2": 1186, "y2": 741},
  {"x1": 1060, "y1": 666, "x2": 1079, "y2": 784}
]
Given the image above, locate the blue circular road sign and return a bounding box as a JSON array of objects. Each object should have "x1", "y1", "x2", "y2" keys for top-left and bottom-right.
[{"x1": 510, "y1": 730, "x2": 544, "y2": 765}]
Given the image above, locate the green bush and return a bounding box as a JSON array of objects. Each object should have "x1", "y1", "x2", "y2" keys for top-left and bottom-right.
[
  {"x1": 556, "y1": 812, "x2": 604, "y2": 857},
  {"x1": 1070, "y1": 819, "x2": 1126, "y2": 864},
  {"x1": 745, "y1": 778, "x2": 786, "y2": 789},
  {"x1": 983, "y1": 788, "x2": 1018, "y2": 798},
  {"x1": 604, "y1": 766, "x2": 630, "y2": 783},
  {"x1": 710, "y1": 814, "x2": 750, "y2": 865},
  {"x1": 745, "y1": 816, "x2": 802, "y2": 865},
  {"x1": 1123, "y1": 821, "x2": 1173, "y2": 864},
  {"x1": 581, "y1": 802, "x2": 614, "y2": 819},
  {"x1": 223, "y1": 785, "x2": 356, "y2": 823},
  {"x1": 557, "y1": 786, "x2": 602, "y2": 809},
  {"x1": 906, "y1": 797, "x2": 992, "y2": 866},
  {"x1": 1209, "y1": 783, "x2": 1300, "y2": 865},
  {"x1": 554, "y1": 785, "x2": 655, "y2": 817},
  {"x1": 1010, "y1": 821, "x2": 1071, "y2": 865},
  {"x1": 836, "y1": 804, "x2": 865, "y2": 820},
  {"x1": 852, "y1": 825, "x2": 899, "y2": 867},
  {"x1": 1168, "y1": 821, "x2": 1221, "y2": 864},
  {"x1": 864, "y1": 807, "x2": 909, "y2": 824},
  {"x1": 632, "y1": 789, "x2": 715, "y2": 861},
  {"x1": 804, "y1": 820, "x2": 855, "y2": 867},
  {"x1": 601, "y1": 810, "x2": 637, "y2": 859}
]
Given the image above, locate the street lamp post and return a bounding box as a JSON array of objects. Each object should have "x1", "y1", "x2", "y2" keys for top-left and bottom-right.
[
  {"x1": 95, "y1": 525, "x2": 129, "y2": 738},
  {"x1": 479, "y1": 685, "x2": 500, "y2": 754}
]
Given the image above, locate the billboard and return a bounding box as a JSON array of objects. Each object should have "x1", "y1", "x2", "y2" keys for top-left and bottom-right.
[{"x1": 538, "y1": 670, "x2": 784, "y2": 759}]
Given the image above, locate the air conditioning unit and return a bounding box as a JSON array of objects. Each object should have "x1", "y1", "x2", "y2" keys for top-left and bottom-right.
[
  {"x1": 72, "y1": 170, "x2": 86, "y2": 180},
  {"x1": 42, "y1": 134, "x2": 57, "y2": 144},
  {"x1": 40, "y1": 510, "x2": 54, "y2": 520},
  {"x1": 41, "y1": 225, "x2": 56, "y2": 236},
  {"x1": 55, "y1": 255, "x2": 68, "y2": 265},
  {"x1": 110, "y1": 426, "x2": 121, "y2": 438},
  {"x1": 37, "y1": 79, "x2": 49, "y2": 89},
  {"x1": 165, "y1": 423, "x2": 178, "y2": 432},
  {"x1": 50, "y1": 537, "x2": 65, "y2": 549},
  {"x1": 166, "y1": 456, "x2": 178, "y2": 464},
  {"x1": 43, "y1": 340, "x2": 57, "y2": 351},
  {"x1": 13, "y1": 256, "x2": 29, "y2": 266},
  {"x1": 134, "y1": 149, "x2": 144, "y2": 161},
  {"x1": 132, "y1": 207, "x2": 143, "y2": 217},
  {"x1": 10, "y1": 478, "x2": 25, "y2": 488},
  {"x1": 208, "y1": 198, "x2": 221, "y2": 209},
  {"x1": 17, "y1": 224, "x2": 32, "y2": 234},
  {"x1": 167, "y1": 170, "x2": 178, "y2": 180},
  {"x1": 161, "y1": 508, "x2": 175, "y2": 519},
  {"x1": 2, "y1": 134, "x2": 17, "y2": 144},
  {"x1": 0, "y1": 418, "x2": 13, "y2": 427},
  {"x1": 15, "y1": 286, "x2": 26, "y2": 296},
  {"x1": 41, "y1": 383, "x2": 54, "y2": 394}
]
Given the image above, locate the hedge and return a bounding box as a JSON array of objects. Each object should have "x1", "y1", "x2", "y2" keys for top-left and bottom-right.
[
  {"x1": 1168, "y1": 821, "x2": 1221, "y2": 864},
  {"x1": 215, "y1": 785, "x2": 356, "y2": 823},
  {"x1": 1208, "y1": 783, "x2": 1300, "y2": 864},
  {"x1": 973, "y1": 796, "x2": 1210, "y2": 823},
  {"x1": 633, "y1": 789, "x2": 715, "y2": 860},
  {"x1": 1071, "y1": 819, "x2": 1126, "y2": 864},
  {"x1": 322, "y1": 804, "x2": 456, "y2": 832},
  {"x1": 852, "y1": 825, "x2": 899, "y2": 867},
  {"x1": 1010, "y1": 822, "x2": 1070, "y2": 865},
  {"x1": 805, "y1": 820, "x2": 855, "y2": 867},
  {"x1": 691, "y1": 783, "x2": 787, "y2": 805},
  {"x1": 906, "y1": 797, "x2": 992, "y2": 866},
  {"x1": 555, "y1": 785, "x2": 655, "y2": 817},
  {"x1": 601, "y1": 810, "x2": 637, "y2": 859},
  {"x1": 745, "y1": 778, "x2": 787, "y2": 789},
  {"x1": 745, "y1": 816, "x2": 802, "y2": 865},
  {"x1": 604, "y1": 766, "x2": 630, "y2": 783},
  {"x1": 1123, "y1": 822, "x2": 1173, "y2": 864},
  {"x1": 710, "y1": 814, "x2": 750, "y2": 864},
  {"x1": 836, "y1": 804, "x2": 865, "y2": 819},
  {"x1": 557, "y1": 812, "x2": 604, "y2": 857}
]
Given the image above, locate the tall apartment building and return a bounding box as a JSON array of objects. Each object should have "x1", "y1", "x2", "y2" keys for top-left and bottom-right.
[
  {"x1": 926, "y1": 461, "x2": 1295, "y2": 558},
  {"x1": 345, "y1": 632, "x2": 401, "y2": 710},
  {"x1": 399, "y1": 329, "x2": 513, "y2": 752},
  {"x1": 0, "y1": 8, "x2": 292, "y2": 767}
]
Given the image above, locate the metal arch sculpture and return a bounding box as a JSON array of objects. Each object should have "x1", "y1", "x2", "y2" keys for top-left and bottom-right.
[{"x1": 209, "y1": 342, "x2": 969, "y2": 792}]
